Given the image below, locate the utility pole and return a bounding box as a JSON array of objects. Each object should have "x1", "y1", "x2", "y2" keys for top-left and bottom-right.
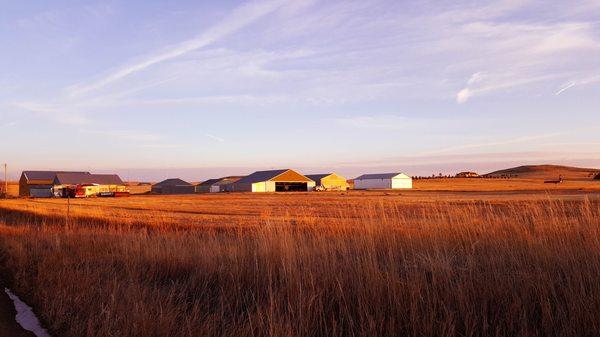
[{"x1": 3, "y1": 163, "x2": 7, "y2": 198}]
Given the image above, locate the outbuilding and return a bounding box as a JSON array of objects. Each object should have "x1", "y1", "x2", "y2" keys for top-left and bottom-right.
[
  {"x1": 306, "y1": 173, "x2": 348, "y2": 191},
  {"x1": 354, "y1": 173, "x2": 412, "y2": 190},
  {"x1": 19, "y1": 170, "x2": 89, "y2": 197},
  {"x1": 195, "y1": 178, "x2": 222, "y2": 193},
  {"x1": 53, "y1": 173, "x2": 127, "y2": 197},
  {"x1": 232, "y1": 169, "x2": 315, "y2": 192},
  {"x1": 152, "y1": 178, "x2": 195, "y2": 194},
  {"x1": 212, "y1": 176, "x2": 244, "y2": 192},
  {"x1": 196, "y1": 177, "x2": 243, "y2": 193}
]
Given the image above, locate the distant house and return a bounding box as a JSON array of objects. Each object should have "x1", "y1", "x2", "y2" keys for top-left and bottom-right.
[
  {"x1": 232, "y1": 169, "x2": 315, "y2": 192},
  {"x1": 152, "y1": 178, "x2": 195, "y2": 194},
  {"x1": 19, "y1": 171, "x2": 89, "y2": 197},
  {"x1": 354, "y1": 173, "x2": 412, "y2": 190},
  {"x1": 456, "y1": 171, "x2": 480, "y2": 178},
  {"x1": 306, "y1": 173, "x2": 348, "y2": 191}
]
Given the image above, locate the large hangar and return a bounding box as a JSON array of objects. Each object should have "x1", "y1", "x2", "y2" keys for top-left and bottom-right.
[{"x1": 233, "y1": 169, "x2": 315, "y2": 192}]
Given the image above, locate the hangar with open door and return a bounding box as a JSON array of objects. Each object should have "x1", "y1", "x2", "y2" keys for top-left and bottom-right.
[{"x1": 232, "y1": 169, "x2": 315, "y2": 192}]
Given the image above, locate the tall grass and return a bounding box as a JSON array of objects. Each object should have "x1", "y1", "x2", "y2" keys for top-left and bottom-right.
[{"x1": 1, "y1": 198, "x2": 599, "y2": 337}]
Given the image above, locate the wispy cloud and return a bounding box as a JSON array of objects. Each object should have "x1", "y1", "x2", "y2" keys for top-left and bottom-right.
[
  {"x1": 0, "y1": 120, "x2": 18, "y2": 128},
  {"x1": 457, "y1": 72, "x2": 562, "y2": 103},
  {"x1": 66, "y1": 0, "x2": 291, "y2": 97},
  {"x1": 555, "y1": 82, "x2": 576, "y2": 95},
  {"x1": 554, "y1": 75, "x2": 600, "y2": 95},
  {"x1": 205, "y1": 134, "x2": 225, "y2": 142},
  {"x1": 11, "y1": 101, "x2": 88, "y2": 125}
]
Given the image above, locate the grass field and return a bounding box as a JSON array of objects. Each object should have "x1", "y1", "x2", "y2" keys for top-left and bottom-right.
[{"x1": 1, "y1": 180, "x2": 600, "y2": 337}]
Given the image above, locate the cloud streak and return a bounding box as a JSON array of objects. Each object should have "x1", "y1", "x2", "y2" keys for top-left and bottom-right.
[
  {"x1": 66, "y1": 0, "x2": 290, "y2": 97},
  {"x1": 205, "y1": 134, "x2": 225, "y2": 142}
]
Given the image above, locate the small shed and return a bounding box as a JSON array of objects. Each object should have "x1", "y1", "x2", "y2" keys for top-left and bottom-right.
[
  {"x1": 232, "y1": 169, "x2": 315, "y2": 192},
  {"x1": 152, "y1": 178, "x2": 195, "y2": 194},
  {"x1": 354, "y1": 173, "x2": 412, "y2": 190},
  {"x1": 306, "y1": 173, "x2": 348, "y2": 191}
]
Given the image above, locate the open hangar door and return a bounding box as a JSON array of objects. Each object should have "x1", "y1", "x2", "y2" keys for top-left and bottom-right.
[{"x1": 275, "y1": 182, "x2": 307, "y2": 192}]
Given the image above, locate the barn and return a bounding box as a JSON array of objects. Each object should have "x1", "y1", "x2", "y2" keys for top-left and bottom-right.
[
  {"x1": 232, "y1": 169, "x2": 315, "y2": 192},
  {"x1": 354, "y1": 173, "x2": 412, "y2": 190},
  {"x1": 306, "y1": 173, "x2": 348, "y2": 191},
  {"x1": 152, "y1": 178, "x2": 195, "y2": 194},
  {"x1": 19, "y1": 171, "x2": 89, "y2": 197}
]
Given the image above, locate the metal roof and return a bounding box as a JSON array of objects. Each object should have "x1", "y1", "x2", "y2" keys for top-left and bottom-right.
[
  {"x1": 214, "y1": 176, "x2": 243, "y2": 186},
  {"x1": 153, "y1": 178, "x2": 192, "y2": 187},
  {"x1": 235, "y1": 169, "x2": 290, "y2": 184},
  {"x1": 197, "y1": 178, "x2": 221, "y2": 187},
  {"x1": 23, "y1": 171, "x2": 89, "y2": 182},
  {"x1": 305, "y1": 174, "x2": 332, "y2": 184},
  {"x1": 54, "y1": 173, "x2": 124, "y2": 185},
  {"x1": 355, "y1": 173, "x2": 407, "y2": 180}
]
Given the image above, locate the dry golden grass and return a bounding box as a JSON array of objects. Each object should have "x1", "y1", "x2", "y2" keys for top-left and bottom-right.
[
  {"x1": 1, "y1": 188, "x2": 600, "y2": 337},
  {"x1": 414, "y1": 177, "x2": 600, "y2": 191},
  {"x1": 2, "y1": 182, "x2": 19, "y2": 197},
  {"x1": 126, "y1": 184, "x2": 152, "y2": 195}
]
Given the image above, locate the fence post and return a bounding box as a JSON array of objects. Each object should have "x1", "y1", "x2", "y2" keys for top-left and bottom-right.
[{"x1": 66, "y1": 194, "x2": 70, "y2": 227}]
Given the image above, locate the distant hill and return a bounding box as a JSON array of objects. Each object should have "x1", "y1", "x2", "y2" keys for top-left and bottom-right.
[{"x1": 486, "y1": 165, "x2": 599, "y2": 180}]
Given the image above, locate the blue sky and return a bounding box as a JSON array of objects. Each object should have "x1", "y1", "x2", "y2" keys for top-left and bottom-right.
[{"x1": 1, "y1": 0, "x2": 599, "y2": 181}]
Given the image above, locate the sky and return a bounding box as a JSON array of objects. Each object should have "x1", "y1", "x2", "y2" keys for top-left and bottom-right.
[{"x1": 1, "y1": 0, "x2": 599, "y2": 181}]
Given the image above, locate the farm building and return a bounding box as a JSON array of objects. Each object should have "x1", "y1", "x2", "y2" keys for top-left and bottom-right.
[
  {"x1": 306, "y1": 173, "x2": 349, "y2": 191},
  {"x1": 232, "y1": 169, "x2": 315, "y2": 192},
  {"x1": 456, "y1": 171, "x2": 480, "y2": 178},
  {"x1": 20, "y1": 171, "x2": 126, "y2": 197},
  {"x1": 354, "y1": 173, "x2": 412, "y2": 190},
  {"x1": 213, "y1": 176, "x2": 244, "y2": 192},
  {"x1": 53, "y1": 173, "x2": 127, "y2": 197},
  {"x1": 19, "y1": 170, "x2": 89, "y2": 197},
  {"x1": 196, "y1": 176, "x2": 244, "y2": 193},
  {"x1": 195, "y1": 178, "x2": 221, "y2": 193},
  {"x1": 152, "y1": 178, "x2": 195, "y2": 194}
]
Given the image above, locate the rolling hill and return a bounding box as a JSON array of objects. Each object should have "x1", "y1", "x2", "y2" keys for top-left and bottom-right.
[{"x1": 486, "y1": 165, "x2": 599, "y2": 180}]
